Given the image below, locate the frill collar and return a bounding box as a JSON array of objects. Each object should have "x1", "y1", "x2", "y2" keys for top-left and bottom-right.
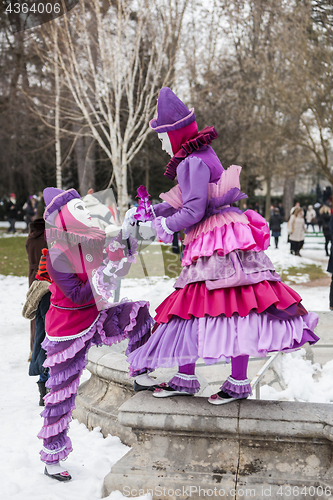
[
  {"x1": 45, "y1": 226, "x2": 106, "y2": 248},
  {"x1": 164, "y1": 126, "x2": 218, "y2": 180}
]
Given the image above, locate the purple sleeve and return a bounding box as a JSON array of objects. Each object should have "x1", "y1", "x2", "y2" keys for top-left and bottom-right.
[
  {"x1": 152, "y1": 202, "x2": 178, "y2": 218},
  {"x1": 164, "y1": 157, "x2": 210, "y2": 233},
  {"x1": 47, "y1": 251, "x2": 94, "y2": 305}
]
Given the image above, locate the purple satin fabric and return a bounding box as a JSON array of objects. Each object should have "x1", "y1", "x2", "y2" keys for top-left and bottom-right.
[
  {"x1": 161, "y1": 157, "x2": 211, "y2": 233},
  {"x1": 175, "y1": 250, "x2": 280, "y2": 289},
  {"x1": 127, "y1": 311, "x2": 319, "y2": 371},
  {"x1": 47, "y1": 250, "x2": 95, "y2": 305}
]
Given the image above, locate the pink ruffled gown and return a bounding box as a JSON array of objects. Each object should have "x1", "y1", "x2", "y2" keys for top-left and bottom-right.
[{"x1": 127, "y1": 139, "x2": 319, "y2": 398}]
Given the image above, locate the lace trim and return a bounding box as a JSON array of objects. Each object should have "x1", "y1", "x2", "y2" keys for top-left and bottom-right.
[
  {"x1": 164, "y1": 126, "x2": 218, "y2": 180},
  {"x1": 227, "y1": 376, "x2": 251, "y2": 386},
  {"x1": 45, "y1": 313, "x2": 101, "y2": 342},
  {"x1": 176, "y1": 373, "x2": 198, "y2": 381},
  {"x1": 45, "y1": 227, "x2": 105, "y2": 248},
  {"x1": 161, "y1": 217, "x2": 173, "y2": 235},
  {"x1": 42, "y1": 444, "x2": 67, "y2": 455}
]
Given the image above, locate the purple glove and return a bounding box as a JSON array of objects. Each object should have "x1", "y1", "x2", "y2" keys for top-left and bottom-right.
[
  {"x1": 157, "y1": 157, "x2": 210, "y2": 233},
  {"x1": 47, "y1": 250, "x2": 95, "y2": 305}
]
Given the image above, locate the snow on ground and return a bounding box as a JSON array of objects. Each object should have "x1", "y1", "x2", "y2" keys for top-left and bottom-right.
[{"x1": 0, "y1": 222, "x2": 332, "y2": 498}]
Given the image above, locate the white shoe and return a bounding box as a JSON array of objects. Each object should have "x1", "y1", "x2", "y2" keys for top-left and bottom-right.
[{"x1": 208, "y1": 390, "x2": 239, "y2": 405}]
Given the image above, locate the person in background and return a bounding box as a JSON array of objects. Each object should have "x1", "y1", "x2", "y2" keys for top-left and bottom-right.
[
  {"x1": 288, "y1": 207, "x2": 306, "y2": 256},
  {"x1": 278, "y1": 202, "x2": 285, "y2": 220},
  {"x1": 36, "y1": 194, "x2": 46, "y2": 219},
  {"x1": 319, "y1": 205, "x2": 332, "y2": 257},
  {"x1": 22, "y1": 249, "x2": 51, "y2": 405},
  {"x1": 327, "y1": 214, "x2": 333, "y2": 311},
  {"x1": 314, "y1": 202, "x2": 322, "y2": 232},
  {"x1": 6, "y1": 193, "x2": 19, "y2": 233},
  {"x1": 25, "y1": 218, "x2": 48, "y2": 357},
  {"x1": 23, "y1": 197, "x2": 36, "y2": 231},
  {"x1": 290, "y1": 201, "x2": 300, "y2": 216},
  {"x1": 306, "y1": 205, "x2": 317, "y2": 232},
  {"x1": 269, "y1": 207, "x2": 283, "y2": 249}
]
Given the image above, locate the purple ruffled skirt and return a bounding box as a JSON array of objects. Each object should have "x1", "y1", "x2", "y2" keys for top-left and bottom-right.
[{"x1": 39, "y1": 300, "x2": 153, "y2": 465}]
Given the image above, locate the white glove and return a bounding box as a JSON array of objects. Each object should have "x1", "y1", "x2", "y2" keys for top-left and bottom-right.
[
  {"x1": 122, "y1": 207, "x2": 137, "y2": 239},
  {"x1": 103, "y1": 260, "x2": 117, "y2": 277},
  {"x1": 138, "y1": 221, "x2": 155, "y2": 240}
]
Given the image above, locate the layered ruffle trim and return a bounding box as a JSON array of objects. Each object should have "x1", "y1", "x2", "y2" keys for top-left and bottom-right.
[
  {"x1": 38, "y1": 411, "x2": 72, "y2": 439},
  {"x1": 46, "y1": 356, "x2": 86, "y2": 388},
  {"x1": 45, "y1": 227, "x2": 105, "y2": 248},
  {"x1": 40, "y1": 434, "x2": 72, "y2": 465},
  {"x1": 92, "y1": 267, "x2": 118, "y2": 301},
  {"x1": 42, "y1": 310, "x2": 108, "y2": 367},
  {"x1": 155, "y1": 280, "x2": 303, "y2": 322},
  {"x1": 175, "y1": 250, "x2": 280, "y2": 290},
  {"x1": 44, "y1": 375, "x2": 81, "y2": 405},
  {"x1": 182, "y1": 211, "x2": 270, "y2": 266},
  {"x1": 127, "y1": 311, "x2": 319, "y2": 371},
  {"x1": 222, "y1": 376, "x2": 252, "y2": 398},
  {"x1": 164, "y1": 126, "x2": 218, "y2": 180},
  {"x1": 168, "y1": 374, "x2": 200, "y2": 394},
  {"x1": 40, "y1": 394, "x2": 76, "y2": 418},
  {"x1": 184, "y1": 211, "x2": 248, "y2": 245},
  {"x1": 42, "y1": 301, "x2": 153, "y2": 369}
]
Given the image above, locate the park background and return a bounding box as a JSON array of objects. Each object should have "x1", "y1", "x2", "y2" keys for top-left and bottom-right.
[
  {"x1": 1, "y1": 0, "x2": 333, "y2": 219},
  {"x1": 1, "y1": 1, "x2": 333, "y2": 498}
]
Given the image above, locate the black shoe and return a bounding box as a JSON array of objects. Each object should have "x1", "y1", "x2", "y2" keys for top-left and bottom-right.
[
  {"x1": 133, "y1": 380, "x2": 159, "y2": 392},
  {"x1": 44, "y1": 467, "x2": 72, "y2": 482},
  {"x1": 37, "y1": 381, "x2": 47, "y2": 406}
]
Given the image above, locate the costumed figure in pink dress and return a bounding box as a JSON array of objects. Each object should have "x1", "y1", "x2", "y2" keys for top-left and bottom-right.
[
  {"x1": 126, "y1": 87, "x2": 319, "y2": 402},
  {"x1": 38, "y1": 188, "x2": 153, "y2": 481}
]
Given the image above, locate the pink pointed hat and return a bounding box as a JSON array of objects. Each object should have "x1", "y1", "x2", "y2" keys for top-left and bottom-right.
[
  {"x1": 43, "y1": 187, "x2": 81, "y2": 226},
  {"x1": 149, "y1": 87, "x2": 196, "y2": 133}
]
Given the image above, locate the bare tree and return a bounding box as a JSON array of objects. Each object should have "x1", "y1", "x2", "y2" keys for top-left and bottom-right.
[
  {"x1": 265, "y1": 1, "x2": 333, "y2": 185},
  {"x1": 34, "y1": 0, "x2": 188, "y2": 215}
]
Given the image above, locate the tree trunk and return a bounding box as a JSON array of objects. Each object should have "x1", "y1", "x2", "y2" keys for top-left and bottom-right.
[
  {"x1": 74, "y1": 125, "x2": 86, "y2": 195},
  {"x1": 264, "y1": 174, "x2": 272, "y2": 221},
  {"x1": 282, "y1": 176, "x2": 295, "y2": 221},
  {"x1": 54, "y1": 26, "x2": 62, "y2": 189}
]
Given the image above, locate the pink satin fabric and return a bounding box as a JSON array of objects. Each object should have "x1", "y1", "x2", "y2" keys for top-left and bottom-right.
[
  {"x1": 155, "y1": 280, "x2": 302, "y2": 323},
  {"x1": 182, "y1": 211, "x2": 270, "y2": 266}
]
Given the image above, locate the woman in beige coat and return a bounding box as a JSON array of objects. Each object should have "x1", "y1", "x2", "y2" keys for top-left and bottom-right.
[{"x1": 288, "y1": 207, "x2": 306, "y2": 256}]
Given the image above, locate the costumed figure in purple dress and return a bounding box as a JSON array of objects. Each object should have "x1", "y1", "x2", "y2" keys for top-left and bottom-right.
[
  {"x1": 38, "y1": 188, "x2": 153, "y2": 481},
  {"x1": 126, "y1": 87, "x2": 319, "y2": 402}
]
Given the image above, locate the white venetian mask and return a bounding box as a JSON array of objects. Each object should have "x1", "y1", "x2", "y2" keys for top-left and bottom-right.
[
  {"x1": 158, "y1": 132, "x2": 173, "y2": 157},
  {"x1": 67, "y1": 198, "x2": 92, "y2": 228}
]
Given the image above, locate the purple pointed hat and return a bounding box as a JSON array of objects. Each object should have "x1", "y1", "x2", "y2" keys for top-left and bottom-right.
[
  {"x1": 43, "y1": 187, "x2": 81, "y2": 225},
  {"x1": 149, "y1": 87, "x2": 196, "y2": 133}
]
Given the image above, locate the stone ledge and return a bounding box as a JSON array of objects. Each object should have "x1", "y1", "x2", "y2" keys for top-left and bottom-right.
[{"x1": 103, "y1": 393, "x2": 333, "y2": 499}]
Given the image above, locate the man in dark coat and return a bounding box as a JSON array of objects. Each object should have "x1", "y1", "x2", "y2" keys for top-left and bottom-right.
[
  {"x1": 6, "y1": 193, "x2": 19, "y2": 233},
  {"x1": 25, "y1": 218, "x2": 48, "y2": 353},
  {"x1": 327, "y1": 214, "x2": 333, "y2": 310},
  {"x1": 269, "y1": 207, "x2": 283, "y2": 249}
]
